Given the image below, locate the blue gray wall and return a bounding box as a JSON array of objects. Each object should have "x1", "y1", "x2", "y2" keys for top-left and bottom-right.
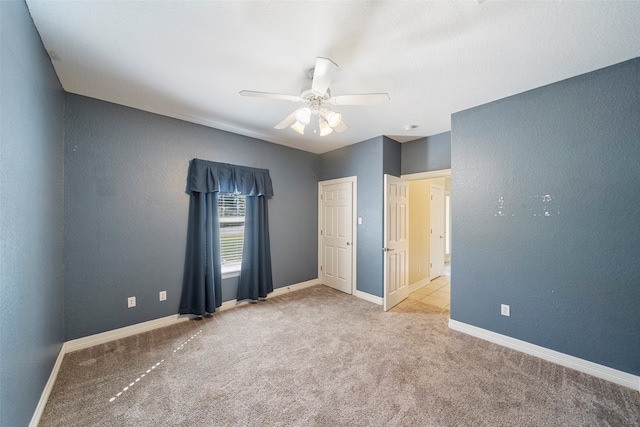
[
  {"x1": 319, "y1": 136, "x2": 401, "y2": 297},
  {"x1": 5, "y1": 6, "x2": 636, "y2": 425},
  {"x1": 450, "y1": 58, "x2": 640, "y2": 376},
  {"x1": 382, "y1": 136, "x2": 402, "y2": 177},
  {"x1": 0, "y1": 1, "x2": 65, "y2": 425},
  {"x1": 64, "y1": 94, "x2": 319, "y2": 340},
  {"x1": 401, "y1": 132, "x2": 451, "y2": 175}
]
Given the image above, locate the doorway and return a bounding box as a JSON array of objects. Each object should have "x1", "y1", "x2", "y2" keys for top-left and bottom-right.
[{"x1": 402, "y1": 169, "x2": 452, "y2": 311}]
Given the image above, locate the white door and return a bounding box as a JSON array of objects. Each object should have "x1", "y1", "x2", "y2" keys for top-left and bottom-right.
[
  {"x1": 383, "y1": 174, "x2": 409, "y2": 311},
  {"x1": 429, "y1": 183, "x2": 445, "y2": 280},
  {"x1": 319, "y1": 179, "x2": 354, "y2": 294}
]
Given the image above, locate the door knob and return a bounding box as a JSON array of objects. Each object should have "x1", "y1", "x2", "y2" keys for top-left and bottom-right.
[{"x1": 346, "y1": 242, "x2": 351, "y2": 246}]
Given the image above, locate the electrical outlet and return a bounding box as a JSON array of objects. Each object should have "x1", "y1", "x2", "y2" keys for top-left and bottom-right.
[
  {"x1": 159, "y1": 291, "x2": 167, "y2": 301},
  {"x1": 128, "y1": 296, "x2": 136, "y2": 308},
  {"x1": 501, "y1": 304, "x2": 510, "y2": 316}
]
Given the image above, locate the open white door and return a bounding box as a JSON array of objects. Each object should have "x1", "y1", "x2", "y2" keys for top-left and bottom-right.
[
  {"x1": 319, "y1": 178, "x2": 355, "y2": 294},
  {"x1": 383, "y1": 174, "x2": 409, "y2": 311},
  {"x1": 429, "y1": 183, "x2": 445, "y2": 280}
]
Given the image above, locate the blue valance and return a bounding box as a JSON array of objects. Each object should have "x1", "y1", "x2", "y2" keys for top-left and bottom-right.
[{"x1": 188, "y1": 158, "x2": 274, "y2": 197}]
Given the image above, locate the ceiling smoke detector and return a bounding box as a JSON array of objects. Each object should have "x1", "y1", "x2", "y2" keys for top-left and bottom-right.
[{"x1": 404, "y1": 124, "x2": 419, "y2": 131}]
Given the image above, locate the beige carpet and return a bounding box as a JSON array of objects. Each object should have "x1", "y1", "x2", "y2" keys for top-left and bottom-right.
[{"x1": 40, "y1": 285, "x2": 640, "y2": 426}]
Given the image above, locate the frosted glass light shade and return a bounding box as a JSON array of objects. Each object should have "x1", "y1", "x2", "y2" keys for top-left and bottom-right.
[
  {"x1": 325, "y1": 110, "x2": 342, "y2": 128},
  {"x1": 319, "y1": 118, "x2": 333, "y2": 136},
  {"x1": 291, "y1": 121, "x2": 306, "y2": 135},
  {"x1": 295, "y1": 107, "x2": 311, "y2": 125}
]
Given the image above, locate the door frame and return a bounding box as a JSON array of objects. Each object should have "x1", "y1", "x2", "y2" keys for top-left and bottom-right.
[
  {"x1": 402, "y1": 169, "x2": 451, "y2": 182},
  {"x1": 402, "y1": 168, "x2": 452, "y2": 283},
  {"x1": 318, "y1": 176, "x2": 357, "y2": 295},
  {"x1": 429, "y1": 181, "x2": 445, "y2": 281}
]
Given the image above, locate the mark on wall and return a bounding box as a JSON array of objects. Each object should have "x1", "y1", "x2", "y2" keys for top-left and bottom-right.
[
  {"x1": 533, "y1": 194, "x2": 560, "y2": 217},
  {"x1": 494, "y1": 195, "x2": 560, "y2": 217},
  {"x1": 495, "y1": 196, "x2": 509, "y2": 217}
]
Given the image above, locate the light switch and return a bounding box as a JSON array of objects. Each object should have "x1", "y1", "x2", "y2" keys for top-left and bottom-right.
[{"x1": 358, "y1": 217, "x2": 363, "y2": 225}]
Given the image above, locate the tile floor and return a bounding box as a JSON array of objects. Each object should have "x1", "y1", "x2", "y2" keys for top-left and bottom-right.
[{"x1": 407, "y1": 264, "x2": 450, "y2": 311}]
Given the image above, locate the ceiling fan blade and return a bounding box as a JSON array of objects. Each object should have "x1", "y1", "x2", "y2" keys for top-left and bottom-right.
[
  {"x1": 330, "y1": 93, "x2": 390, "y2": 106},
  {"x1": 333, "y1": 120, "x2": 348, "y2": 133},
  {"x1": 239, "y1": 90, "x2": 302, "y2": 102},
  {"x1": 311, "y1": 57, "x2": 338, "y2": 96},
  {"x1": 274, "y1": 110, "x2": 299, "y2": 129}
]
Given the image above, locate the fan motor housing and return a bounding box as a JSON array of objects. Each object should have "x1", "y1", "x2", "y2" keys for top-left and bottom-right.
[{"x1": 300, "y1": 88, "x2": 330, "y2": 111}]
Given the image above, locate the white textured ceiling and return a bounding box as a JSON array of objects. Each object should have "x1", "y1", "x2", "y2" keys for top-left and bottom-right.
[{"x1": 26, "y1": 1, "x2": 640, "y2": 154}]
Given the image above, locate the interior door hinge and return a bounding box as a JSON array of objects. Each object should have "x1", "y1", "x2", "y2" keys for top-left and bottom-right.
[
  {"x1": 320, "y1": 230, "x2": 323, "y2": 235},
  {"x1": 320, "y1": 266, "x2": 323, "y2": 271}
]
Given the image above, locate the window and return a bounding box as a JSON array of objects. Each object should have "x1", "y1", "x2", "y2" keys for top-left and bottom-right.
[{"x1": 218, "y1": 193, "x2": 245, "y2": 273}]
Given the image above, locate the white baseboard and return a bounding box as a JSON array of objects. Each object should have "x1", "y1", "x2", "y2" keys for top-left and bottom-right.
[
  {"x1": 409, "y1": 277, "x2": 431, "y2": 293},
  {"x1": 448, "y1": 319, "x2": 640, "y2": 392},
  {"x1": 354, "y1": 289, "x2": 383, "y2": 305},
  {"x1": 33, "y1": 278, "x2": 353, "y2": 424},
  {"x1": 67, "y1": 279, "x2": 321, "y2": 351},
  {"x1": 219, "y1": 298, "x2": 239, "y2": 312},
  {"x1": 220, "y1": 278, "x2": 319, "y2": 311},
  {"x1": 29, "y1": 343, "x2": 66, "y2": 427},
  {"x1": 65, "y1": 314, "x2": 191, "y2": 353},
  {"x1": 272, "y1": 278, "x2": 318, "y2": 297}
]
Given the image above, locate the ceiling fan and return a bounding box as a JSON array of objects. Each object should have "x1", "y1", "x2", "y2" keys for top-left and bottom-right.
[{"x1": 240, "y1": 57, "x2": 390, "y2": 136}]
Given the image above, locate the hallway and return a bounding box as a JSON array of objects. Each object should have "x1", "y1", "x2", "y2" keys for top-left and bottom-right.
[{"x1": 407, "y1": 264, "x2": 450, "y2": 311}]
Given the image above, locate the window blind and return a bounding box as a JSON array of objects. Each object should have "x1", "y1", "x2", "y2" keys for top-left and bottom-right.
[{"x1": 218, "y1": 193, "x2": 245, "y2": 269}]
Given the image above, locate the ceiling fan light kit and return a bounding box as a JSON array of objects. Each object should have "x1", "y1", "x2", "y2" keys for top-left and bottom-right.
[
  {"x1": 318, "y1": 117, "x2": 333, "y2": 136},
  {"x1": 324, "y1": 109, "x2": 342, "y2": 128},
  {"x1": 291, "y1": 120, "x2": 306, "y2": 135},
  {"x1": 295, "y1": 107, "x2": 311, "y2": 125},
  {"x1": 240, "y1": 57, "x2": 389, "y2": 137}
]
